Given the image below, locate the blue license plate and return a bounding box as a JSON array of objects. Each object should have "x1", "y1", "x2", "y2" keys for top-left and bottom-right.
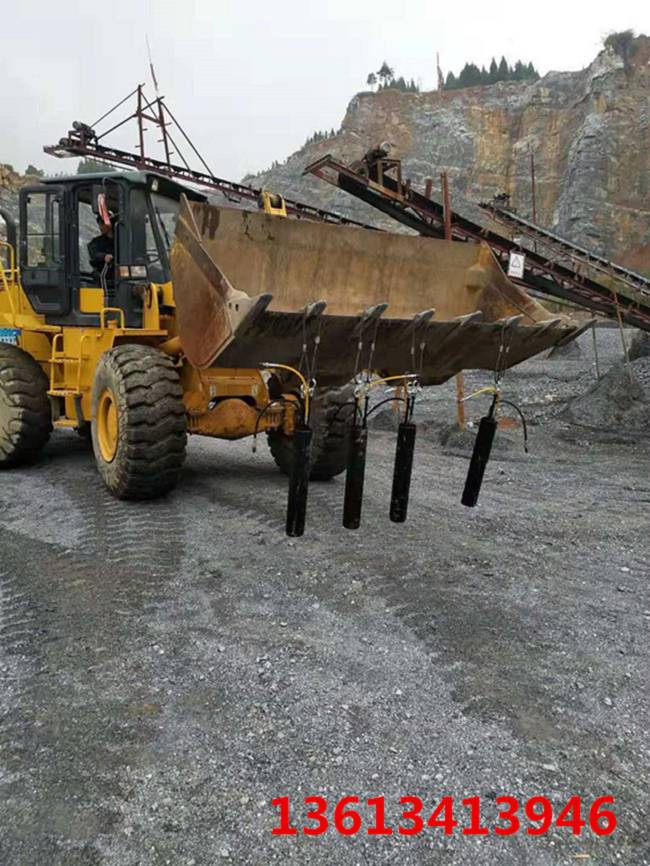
[{"x1": 0, "y1": 328, "x2": 20, "y2": 345}]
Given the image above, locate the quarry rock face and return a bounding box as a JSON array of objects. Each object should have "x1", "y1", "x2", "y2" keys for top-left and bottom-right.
[
  {"x1": 0, "y1": 166, "x2": 42, "y2": 236},
  {"x1": 246, "y1": 37, "x2": 650, "y2": 267}
]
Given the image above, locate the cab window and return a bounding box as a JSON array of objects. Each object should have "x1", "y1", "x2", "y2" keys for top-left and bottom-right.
[
  {"x1": 77, "y1": 193, "x2": 96, "y2": 275},
  {"x1": 150, "y1": 193, "x2": 179, "y2": 254},
  {"x1": 25, "y1": 191, "x2": 61, "y2": 267},
  {"x1": 0, "y1": 214, "x2": 13, "y2": 270},
  {"x1": 130, "y1": 188, "x2": 179, "y2": 283}
]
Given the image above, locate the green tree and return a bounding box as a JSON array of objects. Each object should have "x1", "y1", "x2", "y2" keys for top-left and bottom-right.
[
  {"x1": 377, "y1": 61, "x2": 395, "y2": 88},
  {"x1": 604, "y1": 30, "x2": 637, "y2": 68},
  {"x1": 77, "y1": 158, "x2": 109, "y2": 175},
  {"x1": 445, "y1": 71, "x2": 457, "y2": 89},
  {"x1": 526, "y1": 61, "x2": 539, "y2": 80},
  {"x1": 366, "y1": 72, "x2": 377, "y2": 90},
  {"x1": 444, "y1": 56, "x2": 539, "y2": 90},
  {"x1": 458, "y1": 62, "x2": 482, "y2": 87}
]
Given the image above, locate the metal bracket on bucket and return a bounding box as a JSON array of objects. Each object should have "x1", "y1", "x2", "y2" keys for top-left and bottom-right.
[{"x1": 351, "y1": 303, "x2": 388, "y2": 382}]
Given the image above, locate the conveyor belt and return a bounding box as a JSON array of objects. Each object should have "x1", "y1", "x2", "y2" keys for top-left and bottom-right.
[
  {"x1": 44, "y1": 135, "x2": 378, "y2": 231},
  {"x1": 479, "y1": 201, "x2": 650, "y2": 297}
]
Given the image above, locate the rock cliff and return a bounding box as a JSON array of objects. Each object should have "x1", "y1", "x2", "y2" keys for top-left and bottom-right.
[{"x1": 245, "y1": 36, "x2": 650, "y2": 269}]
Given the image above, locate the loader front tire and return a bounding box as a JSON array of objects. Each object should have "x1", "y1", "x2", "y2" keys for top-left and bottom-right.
[
  {"x1": 268, "y1": 384, "x2": 355, "y2": 481},
  {"x1": 91, "y1": 345, "x2": 187, "y2": 500},
  {"x1": 0, "y1": 343, "x2": 52, "y2": 468}
]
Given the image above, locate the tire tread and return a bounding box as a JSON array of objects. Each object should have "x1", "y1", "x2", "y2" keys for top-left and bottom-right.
[
  {"x1": 91, "y1": 345, "x2": 187, "y2": 499},
  {"x1": 267, "y1": 384, "x2": 354, "y2": 481},
  {"x1": 0, "y1": 344, "x2": 52, "y2": 468}
]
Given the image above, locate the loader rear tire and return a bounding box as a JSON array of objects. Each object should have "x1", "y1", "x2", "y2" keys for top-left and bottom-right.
[
  {"x1": 0, "y1": 343, "x2": 52, "y2": 468},
  {"x1": 91, "y1": 345, "x2": 187, "y2": 500},
  {"x1": 267, "y1": 384, "x2": 355, "y2": 481}
]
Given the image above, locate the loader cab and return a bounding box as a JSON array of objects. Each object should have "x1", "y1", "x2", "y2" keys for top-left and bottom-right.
[{"x1": 18, "y1": 171, "x2": 206, "y2": 328}]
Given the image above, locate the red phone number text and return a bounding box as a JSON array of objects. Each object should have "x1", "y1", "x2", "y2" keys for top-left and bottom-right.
[{"x1": 272, "y1": 795, "x2": 616, "y2": 837}]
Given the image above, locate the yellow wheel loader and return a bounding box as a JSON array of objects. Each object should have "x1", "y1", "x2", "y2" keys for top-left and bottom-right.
[{"x1": 0, "y1": 170, "x2": 577, "y2": 505}]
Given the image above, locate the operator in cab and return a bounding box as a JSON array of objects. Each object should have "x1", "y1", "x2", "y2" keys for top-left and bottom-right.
[{"x1": 88, "y1": 215, "x2": 115, "y2": 281}]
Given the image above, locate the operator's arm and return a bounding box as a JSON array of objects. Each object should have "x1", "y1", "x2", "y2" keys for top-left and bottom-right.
[{"x1": 87, "y1": 236, "x2": 113, "y2": 270}]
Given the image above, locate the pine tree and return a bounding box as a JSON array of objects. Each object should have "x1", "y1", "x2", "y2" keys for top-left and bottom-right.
[
  {"x1": 366, "y1": 72, "x2": 377, "y2": 90},
  {"x1": 457, "y1": 63, "x2": 470, "y2": 87},
  {"x1": 444, "y1": 56, "x2": 539, "y2": 90},
  {"x1": 377, "y1": 61, "x2": 395, "y2": 88},
  {"x1": 465, "y1": 63, "x2": 483, "y2": 86}
]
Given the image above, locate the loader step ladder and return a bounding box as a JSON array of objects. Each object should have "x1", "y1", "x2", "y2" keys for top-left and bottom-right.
[{"x1": 48, "y1": 333, "x2": 90, "y2": 400}]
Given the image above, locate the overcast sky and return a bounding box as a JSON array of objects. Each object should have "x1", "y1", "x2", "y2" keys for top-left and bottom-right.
[{"x1": 2, "y1": 0, "x2": 646, "y2": 182}]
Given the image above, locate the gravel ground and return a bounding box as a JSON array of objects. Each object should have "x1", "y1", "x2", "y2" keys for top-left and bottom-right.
[{"x1": 0, "y1": 329, "x2": 649, "y2": 865}]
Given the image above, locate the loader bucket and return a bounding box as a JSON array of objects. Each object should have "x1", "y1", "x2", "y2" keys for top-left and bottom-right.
[{"x1": 170, "y1": 197, "x2": 579, "y2": 385}]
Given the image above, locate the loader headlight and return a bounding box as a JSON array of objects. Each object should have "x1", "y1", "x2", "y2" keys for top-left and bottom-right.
[{"x1": 118, "y1": 265, "x2": 149, "y2": 279}]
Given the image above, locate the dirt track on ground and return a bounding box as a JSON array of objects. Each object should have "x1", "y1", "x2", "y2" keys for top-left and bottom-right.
[{"x1": 0, "y1": 331, "x2": 649, "y2": 865}]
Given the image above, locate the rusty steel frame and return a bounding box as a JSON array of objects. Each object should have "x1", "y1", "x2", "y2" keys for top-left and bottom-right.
[{"x1": 44, "y1": 86, "x2": 379, "y2": 231}]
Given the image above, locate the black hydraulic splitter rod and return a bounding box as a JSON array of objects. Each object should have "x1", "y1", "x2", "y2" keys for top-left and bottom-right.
[
  {"x1": 286, "y1": 425, "x2": 312, "y2": 537},
  {"x1": 343, "y1": 398, "x2": 367, "y2": 530},
  {"x1": 461, "y1": 395, "x2": 498, "y2": 508},
  {"x1": 389, "y1": 309, "x2": 432, "y2": 523},
  {"x1": 343, "y1": 373, "x2": 417, "y2": 529},
  {"x1": 390, "y1": 391, "x2": 417, "y2": 523},
  {"x1": 341, "y1": 303, "x2": 388, "y2": 531},
  {"x1": 261, "y1": 361, "x2": 315, "y2": 538}
]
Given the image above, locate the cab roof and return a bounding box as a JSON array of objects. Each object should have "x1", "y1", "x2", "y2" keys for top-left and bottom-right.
[{"x1": 40, "y1": 170, "x2": 207, "y2": 202}]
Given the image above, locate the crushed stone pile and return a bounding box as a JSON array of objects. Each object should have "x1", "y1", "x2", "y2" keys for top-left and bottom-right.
[
  {"x1": 566, "y1": 355, "x2": 650, "y2": 435},
  {"x1": 629, "y1": 330, "x2": 650, "y2": 361},
  {"x1": 437, "y1": 421, "x2": 524, "y2": 457}
]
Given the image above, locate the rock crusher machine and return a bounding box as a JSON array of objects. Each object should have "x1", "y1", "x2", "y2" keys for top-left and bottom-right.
[{"x1": 0, "y1": 170, "x2": 578, "y2": 534}]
